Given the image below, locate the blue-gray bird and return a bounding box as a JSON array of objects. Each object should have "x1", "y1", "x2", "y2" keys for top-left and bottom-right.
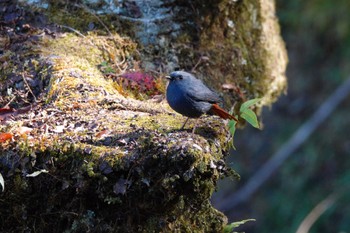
[{"x1": 166, "y1": 71, "x2": 237, "y2": 131}]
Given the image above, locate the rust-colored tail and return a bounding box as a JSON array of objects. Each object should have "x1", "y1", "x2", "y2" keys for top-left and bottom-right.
[{"x1": 210, "y1": 104, "x2": 238, "y2": 122}]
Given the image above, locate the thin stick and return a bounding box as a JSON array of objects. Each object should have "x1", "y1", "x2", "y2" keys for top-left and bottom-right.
[
  {"x1": 81, "y1": 4, "x2": 113, "y2": 37},
  {"x1": 22, "y1": 74, "x2": 37, "y2": 102},
  {"x1": 3, "y1": 96, "x2": 16, "y2": 108},
  {"x1": 59, "y1": 25, "x2": 86, "y2": 38},
  {"x1": 296, "y1": 192, "x2": 340, "y2": 233}
]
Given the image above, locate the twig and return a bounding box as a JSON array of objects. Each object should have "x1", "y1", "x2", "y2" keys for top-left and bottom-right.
[
  {"x1": 22, "y1": 74, "x2": 37, "y2": 102},
  {"x1": 59, "y1": 25, "x2": 101, "y2": 51},
  {"x1": 117, "y1": 15, "x2": 169, "y2": 23},
  {"x1": 78, "y1": 3, "x2": 113, "y2": 37},
  {"x1": 216, "y1": 77, "x2": 350, "y2": 211},
  {"x1": 296, "y1": 192, "x2": 340, "y2": 233},
  {"x1": 3, "y1": 96, "x2": 16, "y2": 108},
  {"x1": 191, "y1": 56, "x2": 210, "y2": 73},
  {"x1": 59, "y1": 25, "x2": 86, "y2": 38}
]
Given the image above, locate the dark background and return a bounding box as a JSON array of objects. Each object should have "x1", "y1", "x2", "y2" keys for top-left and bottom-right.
[{"x1": 212, "y1": 0, "x2": 350, "y2": 232}]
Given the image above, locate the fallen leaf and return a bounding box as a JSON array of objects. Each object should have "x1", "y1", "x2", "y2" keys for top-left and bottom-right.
[
  {"x1": 0, "y1": 173, "x2": 4, "y2": 192},
  {"x1": 0, "y1": 105, "x2": 35, "y2": 122},
  {"x1": 0, "y1": 107, "x2": 15, "y2": 115},
  {"x1": 113, "y1": 178, "x2": 129, "y2": 195},
  {"x1": 150, "y1": 94, "x2": 164, "y2": 103},
  {"x1": 16, "y1": 126, "x2": 33, "y2": 135},
  {"x1": 26, "y1": 169, "x2": 49, "y2": 177},
  {"x1": 15, "y1": 104, "x2": 35, "y2": 115},
  {"x1": 0, "y1": 107, "x2": 15, "y2": 121},
  {"x1": 222, "y1": 83, "x2": 236, "y2": 91},
  {"x1": 95, "y1": 129, "x2": 110, "y2": 138},
  {"x1": 53, "y1": 125, "x2": 65, "y2": 133},
  {"x1": 0, "y1": 133, "x2": 13, "y2": 142}
]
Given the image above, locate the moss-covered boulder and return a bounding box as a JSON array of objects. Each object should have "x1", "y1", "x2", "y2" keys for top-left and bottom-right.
[
  {"x1": 0, "y1": 0, "x2": 287, "y2": 232},
  {"x1": 0, "y1": 14, "x2": 235, "y2": 233}
]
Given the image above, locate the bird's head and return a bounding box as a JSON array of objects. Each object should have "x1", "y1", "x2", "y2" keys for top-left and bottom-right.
[{"x1": 166, "y1": 71, "x2": 194, "y2": 82}]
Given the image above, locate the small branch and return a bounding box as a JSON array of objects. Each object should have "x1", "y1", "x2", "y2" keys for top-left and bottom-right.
[
  {"x1": 22, "y1": 74, "x2": 37, "y2": 102},
  {"x1": 296, "y1": 192, "x2": 340, "y2": 233},
  {"x1": 216, "y1": 77, "x2": 350, "y2": 211},
  {"x1": 4, "y1": 96, "x2": 16, "y2": 108},
  {"x1": 191, "y1": 56, "x2": 210, "y2": 73},
  {"x1": 59, "y1": 25, "x2": 86, "y2": 38},
  {"x1": 77, "y1": 3, "x2": 113, "y2": 37},
  {"x1": 117, "y1": 15, "x2": 170, "y2": 24}
]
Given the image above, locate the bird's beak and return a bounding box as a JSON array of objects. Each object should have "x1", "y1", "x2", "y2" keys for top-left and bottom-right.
[{"x1": 165, "y1": 75, "x2": 172, "y2": 80}]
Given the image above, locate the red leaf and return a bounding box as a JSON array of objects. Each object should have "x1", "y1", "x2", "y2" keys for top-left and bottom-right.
[
  {"x1": 0, "y1": 133, "x2": 13, "y2": 142},
  {"x1": 0, "y1": 107, "x2": 16, "y2": 121},
  {"x1": 120, "y1": 72, "x2": 159, "y2": 94},
  {"x1": 0, "y1": 107, "x2": 15, "y2": 115}
]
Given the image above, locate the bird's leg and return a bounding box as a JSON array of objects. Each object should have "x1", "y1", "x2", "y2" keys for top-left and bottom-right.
[
  {"x1": 181, "y1": 117, "x2": 190, "y2": 130},
  {"x1": 192, "y1": 119, "x2": 199, "y2": 134}
]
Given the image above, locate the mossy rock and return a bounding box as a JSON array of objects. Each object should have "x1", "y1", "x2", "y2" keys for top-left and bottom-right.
[
  {"x1": 0, "y1": 19, "x2": 236, "y2": 233},
  {"x1": 1, "y1": 129, "x2": 232, "y2": 232},
  {"x1": 0, "y1": 0, "x2": 287, "y2": 232}
]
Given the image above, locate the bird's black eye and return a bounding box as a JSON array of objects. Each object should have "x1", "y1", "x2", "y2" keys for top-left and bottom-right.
[{"x1": 178, "y1": 75, "x2": 183, "y2": 80}]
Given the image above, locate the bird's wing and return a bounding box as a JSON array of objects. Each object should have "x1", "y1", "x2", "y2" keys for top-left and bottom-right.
[{"x1": 185, "y1": 79, "x2": 222, "y2": 104}]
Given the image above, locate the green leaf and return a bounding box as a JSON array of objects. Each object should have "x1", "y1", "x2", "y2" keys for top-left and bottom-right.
[
  {"x1": 99, "y1": 61, "x2": 115, "y2": 73},
  {"x1": 100, "y1": 61, "x2": 108, "y2": 66},
  {"x1": 26, "y1": 169, "x2": 48, "y2": 177},
  {"x1": 0, "y1": 173, "x2": 4, "y2": 192},
  {"x1": 240, "y1": 108, "x2": 260, "y2": 128},
  {"x1": 223, "y1": 219, "x2": 256, "y2": 233},
  {"x1": 240, "y1": 98, "x2": 262, "y2": 112},
  {"x1": 227, "y1": 119, "x2": 237, "y2": 149}
]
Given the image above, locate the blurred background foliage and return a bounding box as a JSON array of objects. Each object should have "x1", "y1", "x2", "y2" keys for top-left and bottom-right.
[{"x1": 212, "y1": 0, "x2": 350, "y2": 232}]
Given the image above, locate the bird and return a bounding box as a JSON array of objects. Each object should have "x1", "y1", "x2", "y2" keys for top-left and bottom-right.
[{"x1": 166, "y1": 71, "x2": 238, "y2": 132}]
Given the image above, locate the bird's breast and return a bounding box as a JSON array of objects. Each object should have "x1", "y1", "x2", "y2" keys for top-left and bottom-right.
[{"x1": 166, "y1": 82, "x2": 208, "y2": 118}]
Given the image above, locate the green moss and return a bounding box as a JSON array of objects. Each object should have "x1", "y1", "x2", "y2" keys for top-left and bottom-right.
[
  {"x1": 14, "y1": 174, "x2": 28, "y2": 192},
  {"x1": 0, "y1": 4, "x2": 242, "y2": 232},
  {"x1": 173, "y1": 0, "x2": 287, "y2": 115},
  {"x1": 1, "y1": 122, "x2": 234, "y2": 232}
]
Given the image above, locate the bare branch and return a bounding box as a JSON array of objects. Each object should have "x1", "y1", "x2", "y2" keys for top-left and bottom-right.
[{"x1": 296, "y1": 192, "x2": 340, "y2": 233}]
